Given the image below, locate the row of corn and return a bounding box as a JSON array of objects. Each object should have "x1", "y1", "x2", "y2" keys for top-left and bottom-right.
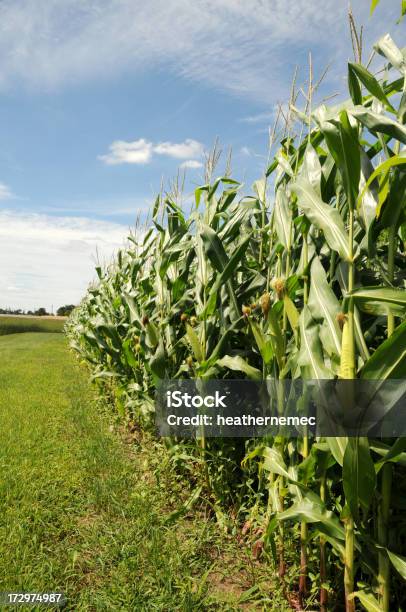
[{"x1": 67, "y1": 34, "x2": 406, "y2": 611}]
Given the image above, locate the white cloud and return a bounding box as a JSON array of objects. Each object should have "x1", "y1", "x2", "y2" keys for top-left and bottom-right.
[
  {"x1": 0, "y1": 210, "x2": 128, "y2": 311},
  {"x1": 98, "y1": 139, "x2": 153, "y2": 165},
  {"x1": 0, "y1": 182, "x2": 14, "y2": 199},
  {"x1": 99, "y1": 138, "x2": 204, "y2": 165},
  {"x1": 154, "y1": 139, "x2": 203, "y2": 159},
  {"x1": 0, "y1": 1, "x2": 398, "y2": 103},
  {"x1": 180, "y1": 159, "x2": 203, "y2": 169}
]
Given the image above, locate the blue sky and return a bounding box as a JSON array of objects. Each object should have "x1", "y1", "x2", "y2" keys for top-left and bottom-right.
[{"x1": 0, "y1": 0, "x2": 403, "y2": 310}]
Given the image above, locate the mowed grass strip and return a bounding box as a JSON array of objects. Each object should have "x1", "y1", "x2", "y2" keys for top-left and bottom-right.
[
  {"x1": 0, "y1": 316, "x2": 65, "y2": 336},
  {"x1": 0, "y1": 333, "x2": 267, "y2": 611}
]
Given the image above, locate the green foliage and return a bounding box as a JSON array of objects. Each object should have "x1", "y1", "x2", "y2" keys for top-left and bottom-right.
[{"x1": 57, "y1": 304, "x2": 75, "y2": 317}]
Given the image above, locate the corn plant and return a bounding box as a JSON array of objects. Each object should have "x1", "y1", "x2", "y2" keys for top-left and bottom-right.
[{"x1": 67, "y1": 32, "x2": 406, "y2": 611}]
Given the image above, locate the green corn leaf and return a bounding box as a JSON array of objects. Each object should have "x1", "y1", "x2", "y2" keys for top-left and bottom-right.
[
  {"x1": 194, "y1": 184, "x2": 209, "y2": 207},
  {"x1": 303, "y1": 143, "x2": 322, "y2": 194},
  {"x1": 378, "y1": 169, "x2": 406, "y2": 230},
  {"x1": 374, "y1": 34, "x2": 406, "y2": 75},
  {"x1": 202, "y1": 319, "x2": 242, "y2": 369},
  {"x1": 326, "y1": 437, "x2": 348, "y2": 467},
  {"x1": 185, "y1": 323, "x2": 203, "y2": 363},
  {"x1": 253, "y1": 178, "x2": 266, "y2": 202},
  {"x1": 90, "y1": 370, "x2": 121, "y2": 381},
  {"x1": 249, "y1": 319, "x2": 274, "y2": 364},
  {"x1": 273, "y1": 188, "x2": 292, "y2": 249},
  {"x1": 87, "y1": 330, "x2": 114, "y2": 356},
  {"x1": 357, "y1": 152, "x2": 406, "y2": 211},
  {"x1": 345, "y1": 287, "x2": 406, "y2": 316},
  {"x1": 204, "y1": 236, "x2": 251, "y2": 317},
  {"x1": 326, "y1": 110, "x2": 361, "y2": 211},
  {"x1": 370, "y1": 0, "x2": 380, "y2": 15},
  {"x1": 207, "y1": 176, "x2": 240, "y2": 201},
  {"x1": 145, "y1": 321, "x2": 159, "y2": 348},
  {"x1": 387, "y1": 549, "x2": 406, "y2": 580},
  {"x1": 283, "y1": 295, "x2": 299, "y2": 330},
  {"x1": 297, "y1": 236, "x2": 316, "y2": 276},
  {"x1": 375, "y1": 437, "x2": 406, "y2": 467},
  {"x1": 339, "y1": 110, "x2": 362, "y2": 210},
  {"x1": 361, "y1": 320, "x2": 406, "y2": 379},
  {"x1": 348, "y1": 63, "x2": 362, "y2": 105},
  {"x1": 399, "y1": 88, "x2": 406, "y2": 123},
  {"x1": 370, "y1": 442, "x2": 406, "y2": 467},
  {"x1": 267, "y1": 308, "x2": 285, "y2": 370},
  {"x1": 159, "y1": 240, "x2": 191, "y2": 279},
  {"x1": 343, "y1": 437, "x2": 376, "y2": 519},
  {"x1": 152, "y1": 194, "x2": 160, "y2": 219},
  {"x1": 307, "y1": 257, "x2": 342, "y2": 357},
  {"x1": 219, "y1": 199, "x2": 258, "y2": 241},
  {"x1": 349, "y1": 589, "x2": 381, "y2": 612},
  {"x1": 351, "y1": 106, "x2": 406, "y2": 144},
  {"x1": 200, "y1": 223, "x2": 241, "y2": 320},
  {"x1": 149, "y1": 340, "x2": 166, "y2": 380},
  {"x1": 278, "y1": 498, "x2": 345, "y2": 541},
  {"x1": 354, "y1": 306, "x2": 371, "y2": 362},
  {"x1": 216, "y1": 355, "x2": 262, "y2": 380},
  {"x1": 275, "y1": 151, "x2": 294, "y2": 177},
  {"x1": 292, "y1": 176, "x2": 349, "y2": 260},
  {"x1": 297, "y1": 306, "x2": 331, "y2": 379},
  {"x1": 199, "y1": 223, "x2": 228, "y2": 271},
  {"x1": 244, "y1": 445, "x2": 291, "y2": 480},
  {"x1": 348, "y1": 62, "x2": 394, "y2": 111},
  {"x1": 122, "y1": 339, "x2": 138, "y2": 368},
  {"x1": 357, "y1": 149, "x2": 378, "y2": 232},
  {"x1": 96, "y1": 324, "x2": 122, "y2": 352}
]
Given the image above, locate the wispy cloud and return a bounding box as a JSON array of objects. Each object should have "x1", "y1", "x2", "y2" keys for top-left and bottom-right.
[
  {"x1": 180, "y1": 159, "x2": 203, "y2": 169},
  {"x1": 0, "y1": 1, "x2": 398, "y2": 103},
  {"x1": 0, "y1": 182, "x2": 14, "y2": 199},
  {"x1": 241, "y1": 111, "x2": 276, "y2": 124},
  {"x1": 99, "y1": 138, "x2": 204, "y2": 165},
  {"x1": 0, "y1": 210, "x2": 127, "y2": 310}
]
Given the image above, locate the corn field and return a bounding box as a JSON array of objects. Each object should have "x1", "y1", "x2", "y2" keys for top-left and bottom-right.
[{"x1": 67, "y1": 33, "x2": 406, "y2": 611}]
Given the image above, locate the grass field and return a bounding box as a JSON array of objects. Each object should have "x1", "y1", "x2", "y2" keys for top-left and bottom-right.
[
  {"x1": 0, "y1": 316, "x2": 65, "y2": 336},
  {"x1": 0, "y1": 333, "x2": 277, "y2": 611}
]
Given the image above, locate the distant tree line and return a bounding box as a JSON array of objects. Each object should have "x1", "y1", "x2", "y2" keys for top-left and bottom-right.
[
  {"x1": 0, "y1": 304, "x2": 76, "y2": 317},
  {"x1": 56, "y1": 305, "x2": 75, "y2": 317}
]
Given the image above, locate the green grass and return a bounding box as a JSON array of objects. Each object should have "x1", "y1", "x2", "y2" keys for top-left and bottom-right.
[
  {"x1": 0, "y1": 333, "x2": 282, "y2": 611},
  {"x1": 0, "y1": 316, "x2": 65, "y2": 336}
]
